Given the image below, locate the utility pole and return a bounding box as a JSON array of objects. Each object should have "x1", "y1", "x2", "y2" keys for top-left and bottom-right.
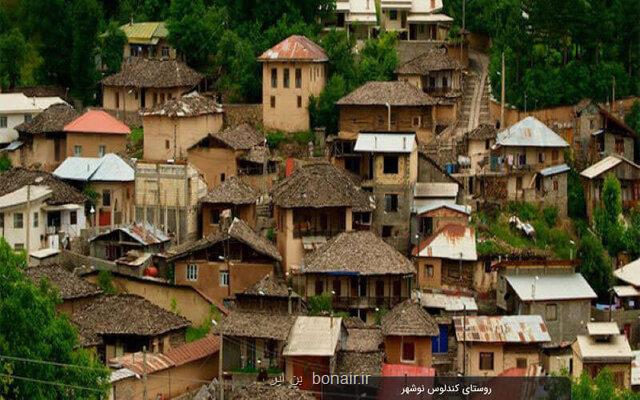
[
  {"x1": 142, "y1": 345, "x2": 148, "y2": 400},
  {"x1": 25, "y1": 184, "x2": 31, "y2": 255},
  {"x1": 500, "y1": 51, "x2": 506, "y2": 129},
  {"x1": 219, "y1": 330, "x2": 224, "y2": 400}
]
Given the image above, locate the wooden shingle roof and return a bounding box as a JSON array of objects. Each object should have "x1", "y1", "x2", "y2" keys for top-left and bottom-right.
[
  {"x1": 381, "y1": 300, "x2": 439, "y2": 337},
  {"x1": 102, "y1": 58, "x2": 202, "y2": 88},
  {"x1": 337, "y1": 81, "x2": 438, "y2": 106},
  {"x1": 24, "y1": 265, "x2": 102, "y2": 300},
  {"x1": 15, "y1": 103, "x2": 79, "y2": 134},
  {"x1": 201, "y1": 177, "x2": 258, "y2": 205},
  {"x1": 0, "y1": 168, "x2": 86, "y2": 205}
]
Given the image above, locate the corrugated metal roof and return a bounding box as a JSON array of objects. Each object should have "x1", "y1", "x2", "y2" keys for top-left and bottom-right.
[
  {"x1": 165, "y1": 335, "x2": 219, "y2": 366},
  {"x1": 414, "y1": 225, "x2": 477, "y2": 261},
  {"x1": 614, "y1": 285, "x2": 640, "y2": 297},
  {"x1": 29, "y1": 248, "x2": 60, "y2": 259},
  {"x1": 538, "y1": 163, "x2": 570, "y2": 177},
  {"x1": 53, "y1": 154, "x2": 134, "y2": 182},
  {"x1": 3, "y1": 140, "x2": 23, "y2": 151},
  {"x1": 354, "y1": 133, "x2": 416, "y2": 153},
  {"x1": 64, "y1": 109, "x2": 130, "y2": 135},
  {"x1": 614, "y1": 258, "x2": 640, "y2": 286},
  {"x1": 283, "y1": 316, "x2": 342, "y2": 357},
  {"x1": 414, "y1": 201, "x2": 470, "y2": 215},
  {"x1": 89, "y1": 221, "x2": 170, "y2": 245},
  {"x1": 414, "y1": 182, "x2": 459, "y2": 198},
  {"x1": 505, "y1": 273, "x2": 597, "y2": 301},
  {"x1": 120, "y1": 22, "x2": 167, "y2": 44},
  {"x1": 416, "y1": 291, "x2": 478, "y2": 311},
  {"x1": 0, "y1": 185, "x2": 51, "y2": 210},
  {"x1": 258, "y1": 35, "x2": 328, "y2": 62},
  {"x1": 495, "y1": 117, "x2": 569, "y2": 148},
  {"x1": 587, "y1": 322, "x2": 620, "y2": 336},
  {"x1": 110, "y1": 368, "x2": 138, "y2": 383},
  {"x1": 580, "y1": 155, "x2": 640, "y2": 179},
  {"x1": 109, "y1": 352, "x2": 174, "y2": 375},
  {"x1": 453, "y1": 315, "x2": 551, "y2": 343}
]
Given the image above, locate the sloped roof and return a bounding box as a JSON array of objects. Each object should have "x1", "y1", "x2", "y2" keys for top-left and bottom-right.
[
  {"x1": 258, "y1": 35, "x2": 328, "y2": 62},
  {"x1": 495, "y1": 117, "x2": 568, "y2": 148},
  {"x1": 538, "y1": 163, "x2": 570, "y2": 177},
  {"x1": 24, "y1": 265, "x2": 102, "y2": 300},
  {"x1": 217, "y1": 310, "x2": 296, "y2": 340},
  {"x1": 140, "y1": 92, "x2": 222, "y2": 117},
  {"x1": 0, "y1": 168, "x2": 85, "y2": 205},
  {"x1": 72, "y1": 294, "x2": 190, "y2": 337},
  {"x1": 453, "y1": 315, "x2": 551, "y2": 343},
  {"x1": 581, "y1": 155, "x2": 640, "y2": 180},
  {"x1": 89, "y1": 221, "x2": 170, "y2": 245},
  {"x1": 337, "y1": 81, "x2": 438, "y2": 106},
  {"x1": 0, "y1": 185, "x2": 51, "y2": 210},
  {"x1": 120, "y1": 22, "x2": 167, "y2": 44},
  {"x1": 337, "y1": 351, "x2": 383, "y2": 376},
  {"x1": 0, "y1": 93, "x2": 66, "y2": 113},
  {"x1": 395, "y1": 47, "x2": 462, "y2": 74},
  {"x1": 416, "y1": 291, "x2": 478, "y2": 312},
  {"x1": 382, "y1": 363, "x2": 435, "y2": 377},
  {"x1": 242, "y1": 274, "x2": 295, "y2": 298},
  {"x1": 381, "y1": 300, "x2": 438, "y2": 337},
  {"x1": 53, "y1": 154, "x2": 134, "y2": 182},
  {"x1": 414, "y1": 202, "x2": 471, "y2": 216},
  {"x1": 574, "y1": 333, "x2": 633, "y2": 363},
  {"x1": 64, "y1": 110, "x2": 130, "y2": 135},
  {"x1": 201, "y1": 177, "x2": 258, "y2": 205},
  {"x1": 614, "y1": 258, "x2": 640, "y2": 287},
  {"x1": 110, "y1": 352, "x2": 173, "y2": 375},
  {"x1": 303, "y1": 231, "x2": 415, "y2": 276},
  {"x1": 354, "y1": 133, "x2": 416, "y2": 153},
  {"x1": 283, "y1": 316, "x2": 342, "y2": 356},
  {"x1": 413, "y1": 224, "x2": 477, "y2": 261},
  {"x1": 587, "y1": 322, "x2": 620, "y2": 336},
  {"x1": 15, "y1": 103, "x2": 79, "y2": 134},
  {"x1": 271, "y1": 161, "x2": 370, "y2": 209},
  {"x1": 466, "y1": 124, "x2": 497, "y2": 140},
  {"x1": 505, "y1": 273, "x2": 597, "y2": 302},
  {"x1": 165, "y1": 335, "x2": 220, "y2": 366},
  {"x1": 414, "y1": 182, "x2": 459, "y2": 198},
  {"x1": 102, "y1": 58, "x2": 202, "y2": 88},
  {"x1": 343, "y1": 327, "x2": 383, "y2": 352},
  {"x1": 211, "y1": 123, "x2": 265, "y2": 150}
]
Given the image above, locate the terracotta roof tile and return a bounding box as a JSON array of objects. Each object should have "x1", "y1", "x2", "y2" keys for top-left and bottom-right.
[{"x1": 64, "y1": 109, "x2": 130, "y2": 135}]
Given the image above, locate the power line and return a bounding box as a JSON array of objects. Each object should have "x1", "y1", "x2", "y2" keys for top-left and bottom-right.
[{"x1": 0, "y1": 373, "x2": 103, "y2": 393}]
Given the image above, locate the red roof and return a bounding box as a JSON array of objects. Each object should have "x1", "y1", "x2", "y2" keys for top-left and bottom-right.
[
  {"x1": 165, "y1": 335, "x2": 220, "y2": 366},
  {"x1": 64, "y1": 109, "x2": 130, "y2": 135},
  {"x1": 258, "y1": 35, "x2": 328, "y2": 62},
  {"x1": 381, "y1": 363, "x2": 436, "y2": 377}
]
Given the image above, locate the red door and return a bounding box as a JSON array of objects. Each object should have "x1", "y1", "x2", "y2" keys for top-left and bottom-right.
[{"x1": 99, "y1": 210, "x2": 111, "y2": 226}]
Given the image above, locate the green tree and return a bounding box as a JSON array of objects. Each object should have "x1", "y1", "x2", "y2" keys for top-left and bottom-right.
[
  {"x1": 595, "y1": 174, "x2": 625, "y2": 256},
  {"x1": 0, "y1": 238, "x2": 109, "y2": 399},
  {"x1": 625, "y1": 100, "x2": 640, "y2": 160},
  {"x1": 70, "y1": 0, "x2": 102, "y2": 105},
  {"x1": 624, "y1": 207, "x2": 640, "y2": 260},
  {"x1": 356, "y1": 32, "x2": 399, "y2": 84},
  {"x1": 100, "y1": 21, "x2": 127, "y2": 75},
  {"x1": 0, "y1": 29, "x2": 28, "y2": 90},
  {"x1": 214, "y1": 30, "x2": 260, "y2": 102},
  {"x1": 320, "y1": 30, "x2": 357, "y2": 83},
  {"x1": 567, "y1": 169, "x2": 587, "y2": 220},
  {"x1": 578, "y1": 232, "x2": 613, "y2": 301},
  {"x1": 0, "y1": 154, "x2": 12, "y2": 172},
  {"x1": 309, "y1": 74, "x2": 348, "y2": 134}
]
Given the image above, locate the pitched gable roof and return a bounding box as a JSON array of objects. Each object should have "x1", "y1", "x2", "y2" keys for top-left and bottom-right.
[
  {"x1": 53, "y1": 154, "x2": 135, "y2": 182},
  {"x1": 24, "y1": 265, "x2": 102, "y2": 300},
  {"x1": 413, "y1": 224, "x2": 477, "y2": 261},
  {"x1": 241, "y1": 274, "x2": 296, "y2": 298},
  {"x1": 15, "y1": 103, "x2": 79, "y2": 134},
  {"x1": 64, "y1": 110, "x2": 130, "y2": 135},
  {"x1": 258, "y1": 35, "x2": 328, "y2": 62},
  {"x1": 89, "y1": 221, "x2": 170, "y2": 246},
  {"x1": 581, "y1": 154, "x2": 640, "y2": 179},
  {"x1": 140, "y1": 92, "x2": 222, "y2": 118},
  {"x1": 395, "y1": 47, "x2": 462, "y2": 74},
  {"x1": 381, "y1": 300, "x2": 438, "y2": 337},
  {"x1": 120, "y1": 21, "x2": 168, "y2": 44},
  {"x1": 453, "y1": 315, "x2": 551, "y2": 343},
  {"x1": 495, "y1": 117, "x2": 569, "y2": 148},
  {"x1": 216, "y1": 310, "x2": 296, "y2": 340},
  {"x1": 102, "y1": 58, "x2": 202, "y2": 88},
  {"x1": 0, "y1": 168, "x2": 85, "y2": 205},
  {"x1": 337, "y1": 81, "x2": 438, "y2": 106},
  {"x1": 201, "y1": 177, "x2": 258, "y2": 205}
]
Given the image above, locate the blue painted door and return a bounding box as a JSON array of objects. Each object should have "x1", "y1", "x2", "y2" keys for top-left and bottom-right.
[{"x1": 432, "y1": 325, "x2": 449, "y2": 353}]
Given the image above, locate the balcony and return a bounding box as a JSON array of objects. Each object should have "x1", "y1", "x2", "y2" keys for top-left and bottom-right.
[
  {"x1": 424, "y1": 87, "x2": 453, "y2": 97},
  {"x1": 331, "y1": 295, "x2": 409, "y2": 310}
]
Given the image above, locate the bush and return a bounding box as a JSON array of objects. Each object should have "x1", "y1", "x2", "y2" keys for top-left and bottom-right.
[
  {"x1": 266, "y1": 131, "x2": 286, "y2": 149},
  {"x1": 307, "y1": 294, "x2": 332, "y2": 316},
  {"x1": 507, "y1": 202, "x2": 538, "y2": 221},
  {"x1": 97, "y1": 270, "x2": 116, "y2": 294},
  {"x1": 542, "y1": 206, "x2": 558, "y2": 227},
  {"x1": 0, "y1": 153, "x2": 11, "y2": 171},
  {"x1": 292, "y1": 130, "x2": 315, "y2": 145}
]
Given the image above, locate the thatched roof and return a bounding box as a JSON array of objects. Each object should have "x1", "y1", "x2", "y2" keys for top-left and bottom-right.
[
  {"x1": 102, "y1": 58, "x2": 202, "y2": 88},
  {"x1": 215, "y1": 310, "x2": 296, "y2": 340},
  {"x1": 271, "y1": 161, "x2": 370, "y2": 209},
  {"x1": 466, "y1": 124, "x2": 497, "y2": 140},
  {"x1": 0, "y1": 168, "x2": 86, "y2": 205},
  {"x1": 344, "y1": 327, "x2": 383, "y2": 352},
  {"x1": 140, "y1": 92, "x2": 222, "y2": 117},
  {"x1": 15, "y1": 103, "x2": 79, "y2": 134},
  {"x1": 72, "y1": 294, "x2": 190, "y2": 337},
  {"x1": 24, "y1": 265, "x2": 102, "y2": 300},
  {"x1": 336, "y1": 351, "x2": 383, "y2": 376},
  {"x1": 201, "y1": 177, "x2": 258, "y2": 205},
  {"x1": 336, "y1": 81, "x2": 438, "y2": 106},
  {"x1": 396, "y1": 47, "x2": 463, "y2": 74},
  {"x1": 381, "y1": 300, "x2": 438, "y2": 337},
  {"x1": 242, "y1": 274, "x2": 297, "y2": 298},
  {"x1": 303, "y1": 231, "x2": 415, "y2": 276}
]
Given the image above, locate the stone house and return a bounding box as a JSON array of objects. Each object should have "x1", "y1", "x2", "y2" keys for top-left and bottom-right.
[
  {"x1": 381, "y1": 300, "x2": 439, "y2": 368},
  {"x1": 379, "y1": 0, "x2": 452, "y2": 41},
  {"x1": 200, "y1": 177, "x2": 259, "y2": 237},
  {"x1": 117, "y1": 21, "x2": 177, "y2": 61},
  {"x1": 102, "y1": 59, "x2": 202, "y2": 120},
  {"x1": 572, "y1": 322, "x2": 634, "y2": 389},
  {"x1": 453, "y1": 315, "x2": 551, "y2": 377},
  {"x1": 580, "y1": 155, "x2": 640, "y2": 220},
  {"x1": 258, "y1": 35, "x2": 327, "y2": 132},
  {"x1": 292, "y1": 230, "x2": 415, "y2": 324},
  {"x1": 158, "y1": 218, "x2": 281, "y2": 306},
  {"x1": 72, "y1": 294, "x2": 191, "y2": 362},
  {"x1": 140, "y1": 92, "x2": 224, "y2": 162},
  {"x1": 12, "y1": 103, "x2": 79, "y2": 171},
  {"x1": 63, "y1": 110, "x2": 130, "y2": 158},
  {"x1": 270, "y1": 161, "x2": 371, "y2": 272}
]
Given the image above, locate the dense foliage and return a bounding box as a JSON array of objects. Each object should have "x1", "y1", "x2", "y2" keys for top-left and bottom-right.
[{"x1": 0, "y1": 238, "x2": 109, "y2": 399}]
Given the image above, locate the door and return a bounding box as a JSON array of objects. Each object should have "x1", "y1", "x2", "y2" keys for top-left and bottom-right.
[
  {"x1": 99, "y1": 210, "x2": 111, "y2": 226},
  {"x1": 409, "y1": 24, "x2": 417, "y2": 40},
  {"x1": 432, "y1": 325, "x2": 449, "y2": 353}
]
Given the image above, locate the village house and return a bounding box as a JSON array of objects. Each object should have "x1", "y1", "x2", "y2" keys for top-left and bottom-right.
[
  {"x1": 0, "y1": 93, "x2": 66, "y2": 146},
  {"x1": 201, "y1": 177, "x2": 258, "y2": 237},
  {"x1": 580, "y1": 155, "x2": 640, "y2": 220},
  {"x1": 134, "y1": 161, "x2": 207, "y2": 243},
  {"x1": 327, "y1": 0, "x2": 377, "y2": 41},
  {"x1": 283, "y1": 316, "x2": 346, "y2": 391},
  {"x1": 140, "y1": 92, "x2": 224, "y2": 162},
  {"x1": 10, "y1": 103, "x2": 79, "y2": 171},
  {"x1": 109, "y1": 335, "x2": 219, "y2": 400},
  {"x1": 381, "y1": 299, "x2": 439, "y2": 368},
  {"x1": 379, "y1": 0, "x2": 452, "y2": 41},
  {"x1": 72, "y1": 294, "x2": 191, "y2": 362},
  {"x1": 454, "y1": 315, "x2": 551, "y2": 377},
  {"x1": 292, "y1": 230, "x2": 415, "y2": 323},
  {"x1": 572, "y1": 322, "x2": 634, "y2": 389},
  {"x1": 270, "y1": 161, "x2": 371, "y2": 272},
  {"x1": 89, "y1": 221, "x2": 169, "y2": 261},
  {"x1": 63, "y1": 110, "x2": 130, "y2": 157},
  {"x1": 0, "y1": 168, "x2": 86, "y2": 251},
  {"x1": 475, "y1": 117, "x2": 570, "y2": 216},
  {"x1": 158, "y1": 218, "x2": 281, "y2": 305},
  {"x1": 187, "y1": 123, "x2": 274, "y2": 189},
  {"x1": 610, "y1": 259, "x2": 640, "y2": 347},
  {"x1": 336, "y1": 318, "x2": 383, "y2": 377},
  {"x1": 410, "y1": 198, "x2": 469, "y2": 248},
  {"x1": 335, "y1": 81, "x2": 439, "y2": 145},
  {"x1": 234, "y1": 274, "x2": 304, "y2": 314},
  {"x1": 102, "y1": 58, "x2": 202, "y2": 121},
  {"x1": 453, "y1": 124, "x2": 497, "y2": 198},
  {"x1": 117, "y1": 21, "x2": 177, "y2": 61},
  {"x1": 258, "y1": 35, "x2": 327, "y2": 132},
  {"x1": 53, "y1": 154, "x2": 135, "y2": 227},
  {"x1": 24, "y1": 264, "x2": 102, "y2": 314}
]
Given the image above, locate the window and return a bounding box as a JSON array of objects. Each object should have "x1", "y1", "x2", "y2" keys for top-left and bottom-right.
[
  {"x1": 315, "y1": 279, "x2": 324, "y2": 295},
  {"x1": 210, "y1": 209, "x2": 221, "y2": 225},
  {"x1": 114, "y1": 92, "x2": 120, "y2": 109},
  {"x1": 14, "y1": 213, "x2": 23, "y2": 229},
  {"x1": 412, "y1": 116, "x2": 421, "y2": 127},
  {"x1": 332, "y1": 279, "x2": 341, "y2": 297},
  {"x1": 152, "y1": 93, "x2": 158, "y2": 106},
  {"x1": 615, "y1": 138, "x2": 625, "y2": 154},
  {"x1": 271, "y1": 68, "x2": 277, "y2": 88},
  {"x1": 160, "y1": 93, "x2": 165, "y2": 103},
  {"x1": 297, "y1": 96, "x2": 302, "y2": 108},
  {"x1": 0, "y1": 116, "x2": 6, "y2": 128},
  {"x1": 270, "y1": 96, "x2": 276, "y2": 108},
  {"x1": 33, "y1": 212, "x2": 38, "y2": 228},
  {"x1": 401, "y1": 341, "x2": 415, "y2": 362},
  {"x1": 552, "y1": 149, "x2": 559, "y2": 161},
  {"x1": 383, "y1": 156, "x2": 399, "y2": 174},
  {"x1": 516, "y1": 358, "x2": 527, "y2": 369},
  {"x1": 187, "y1": 264, "x2": 198, "y2": 281},
  {"x1": 24, "y1": 114, "x2": 32, "y2": 123},
  {"x1": 426, "y1": 264, "x2": 434, "y2": 278},
  {"x1": 479, "y1": 352, "x2": 494, "y2": 370},
  {"x1": 553, "y1": 180, "x2": 559, "y2": 191},
  {"x1": 381, "y1": 225, "x2": 393, "y2": 237},
  {"x1": 389, "y1": 9, "x2": 398, "y2": 20},
  {"x1": 130, "y1": 45, "x2": 140, "y2": 57},
  {"x1": 161, "y1": 46, "x2": 170, "y2": 58},
  {"x1": 70, "y1": 211, "x2": 77, "y2": 225},
  {"x1": 98, "y1": 145, "x2": 106, "y2": 157},
  {"x1": 165, "y1": 140, "x2": 170, "y2": 149},
  {"x1": 442, "y1": 76, "x2": 448, "y2": 88},
  {"x1": 14, "y1": 243, "x2": 24, "y2": 251},
  {"x1": 220, "y1": 270, "x2": 229, "y2": 287},
  {"x1": 295, "y1": 68, "x2": 302, "y2": 88},
  {"x1": 102, "y1": 190, "x2": 111, "y2": 207},
  {"x1": 283, "y1": 68, "x2": 290, "y2": 88},
  {"x1": 546, "y1": 304, "x2": 557, "y2": 321},
  {"x1": 220, "y1": 173, "x2": 226, "y2": 182},
  {"x1": 74, "y1": 145, "x2": 82, "y2": 156},
  {"x1": 538, "y1": 152, "x2": 544, "y2": 163},
  {"x1": 384, "y1": 194, "x2": 398, "y2": 212}
]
